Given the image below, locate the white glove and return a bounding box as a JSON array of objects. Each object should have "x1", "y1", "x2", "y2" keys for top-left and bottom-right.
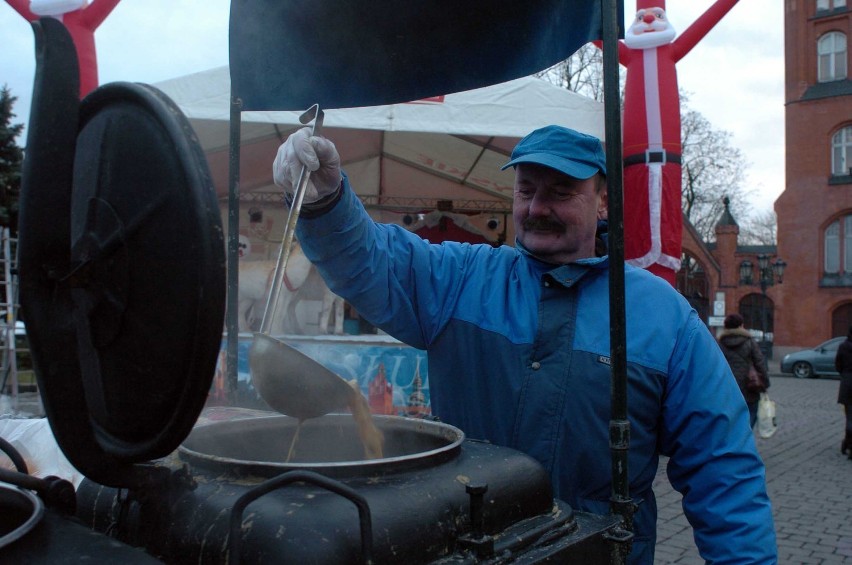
[{"x1": 272, "y1": 127, "x2": 342, "y2": 203}]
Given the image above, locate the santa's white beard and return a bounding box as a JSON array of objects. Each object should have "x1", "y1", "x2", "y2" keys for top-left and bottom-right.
[
  {"x1": 30, "y1": 0, "x2": 87, "y2": 17},
  {"x1": 624, "y1": 26, "x2": 676, "y2": 49}
]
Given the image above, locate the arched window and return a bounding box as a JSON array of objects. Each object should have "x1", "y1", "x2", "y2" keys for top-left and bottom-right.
[
  {"x1": 832, "y1": 126, "x2": 852, "y2": 176},
  {"x1": 824, "y1": 214, "x2": 852, "y2": 275},
  {"x1": 818, "y1": 31, "x2": 847, "y2": 82}
]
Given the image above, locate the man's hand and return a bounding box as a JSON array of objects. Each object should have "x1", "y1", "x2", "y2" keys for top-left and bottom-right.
[{"x1": 272, "y1": 127, "x2": 342, "y2": 203}]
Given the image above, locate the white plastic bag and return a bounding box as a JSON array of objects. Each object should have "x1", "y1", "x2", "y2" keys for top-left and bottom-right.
[
  {"x1": 0, "y1": 418, "x2": 83, "y2": 487},
  {"x1": 757, "y1": 393, "x2": 777, "y2": 439}
]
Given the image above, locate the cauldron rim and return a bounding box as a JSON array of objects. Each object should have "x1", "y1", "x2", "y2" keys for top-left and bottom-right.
[
  {"x1": 0, "y1": 484, "x2": 44, "y2": 549},
  {"x1": 177, "y1": 414, "x2": 465, "y2": 478}
]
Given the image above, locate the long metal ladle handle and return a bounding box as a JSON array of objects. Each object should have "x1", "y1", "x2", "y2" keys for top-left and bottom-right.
[{"x1": 259, "y1": 105, "x2": 324, "y2": 335}]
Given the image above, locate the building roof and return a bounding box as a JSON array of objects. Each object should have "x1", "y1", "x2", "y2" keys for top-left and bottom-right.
[{"x1": 715, "y1": 196, "x2": 739, "y2": 229}]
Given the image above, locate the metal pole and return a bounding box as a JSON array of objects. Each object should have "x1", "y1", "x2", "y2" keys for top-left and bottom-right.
[
  {"x1": 601, "y1": 0, "x2": 634, "y2": 551},
  {"x1": 226, "y1": 95, "x2": 243, "y2": 398},
  {"x1": 761, "y1": 278, "x2": 768, "y2": 342},
  {"x1": 1, "y1": 228, "x2": 17, "y2": 402}
]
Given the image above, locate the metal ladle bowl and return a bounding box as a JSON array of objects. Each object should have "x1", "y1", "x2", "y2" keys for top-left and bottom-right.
[{"x1": 248, "y1": 333, "x2": 356, "y2": 421}]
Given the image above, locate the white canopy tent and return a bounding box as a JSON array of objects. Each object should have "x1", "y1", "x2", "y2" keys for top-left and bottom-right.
[{"x1": 154, "y1": 66, "x2": 605, "y2": 215}]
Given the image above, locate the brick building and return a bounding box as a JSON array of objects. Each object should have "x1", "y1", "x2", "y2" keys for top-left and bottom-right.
[
  {"x1": 678, "y1": 1, "x2": 852, "y2": 358},
  {"x1": 775, "y1": 0, "x2": 852, "y2": 350},
  {"x1": 678, "y1": 202, "x2": 783, "y2": 355}
]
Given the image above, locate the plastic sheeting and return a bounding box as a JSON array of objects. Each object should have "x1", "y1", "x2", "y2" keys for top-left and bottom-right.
[
  {"x1": 154, "y1": 69, "x2": 605, "y2": 204},
  {"x1": 0, "y1": 418, "x2": 83, "y2": 488}
]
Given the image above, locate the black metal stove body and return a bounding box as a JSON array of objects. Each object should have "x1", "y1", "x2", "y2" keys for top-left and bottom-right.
[
  {"x1": 3, "y1": 16, "x2": 630, "y2": 565},
  {"x1": 74, "y1": 416, "x2": 621, "y2": 564}
]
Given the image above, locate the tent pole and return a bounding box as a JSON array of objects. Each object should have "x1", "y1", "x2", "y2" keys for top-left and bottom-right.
[
  {"x1": 601, "y1": 0, "x2": 634, "y2": 559},
  {"x1": 226, "y1": 94, "x2": 243, "y2": 398}
]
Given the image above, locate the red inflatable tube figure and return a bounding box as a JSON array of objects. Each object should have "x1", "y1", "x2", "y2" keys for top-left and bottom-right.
[
  {"x1": 597, "y1": 0, "x2": 739, "y2": 285},
  {"x1": 6, "y1": 0, "x2": 121, "y2": 99}
]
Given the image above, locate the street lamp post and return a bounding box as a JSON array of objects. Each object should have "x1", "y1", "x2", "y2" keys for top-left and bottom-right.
[{"x1": 739, "y1": 254, "x2": 787, "y2": 359}]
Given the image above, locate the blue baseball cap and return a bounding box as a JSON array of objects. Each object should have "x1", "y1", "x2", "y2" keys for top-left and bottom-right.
[{"x1": 501, "y1": 125, "x2": 606, "y2": 179}]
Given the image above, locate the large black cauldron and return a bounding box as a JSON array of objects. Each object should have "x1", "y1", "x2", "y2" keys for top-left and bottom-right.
[{"x1": 75, "y1": 414, "x2": 621, "y2": 564}]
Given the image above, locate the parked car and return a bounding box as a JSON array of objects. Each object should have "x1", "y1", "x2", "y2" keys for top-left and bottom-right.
[{"x1": 780, "y1": 337, "x2": 844, "y2": 379}]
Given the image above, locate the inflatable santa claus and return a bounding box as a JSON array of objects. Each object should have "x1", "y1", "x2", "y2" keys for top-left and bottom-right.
[
  {"x1": 6, "y1": 0, "x2": 121, "y2": 98},
  {"x1": 610, "y1": 0, "x2": 739, "y2": 285}
]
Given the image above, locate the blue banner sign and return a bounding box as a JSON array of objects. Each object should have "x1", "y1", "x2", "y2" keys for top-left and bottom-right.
[{"x1": 216, "y1": 334, "x2": 431, "y2": 417}]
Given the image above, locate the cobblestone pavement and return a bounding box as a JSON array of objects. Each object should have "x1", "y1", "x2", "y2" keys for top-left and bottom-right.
[{"x1": 653, "y1": 373, "x2": 852, "y2": 564}]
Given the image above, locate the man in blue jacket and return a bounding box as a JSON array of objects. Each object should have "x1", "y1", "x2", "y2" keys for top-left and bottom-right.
[{"x1": 272, "y1": 124, "x2": 777, "y2": 564}]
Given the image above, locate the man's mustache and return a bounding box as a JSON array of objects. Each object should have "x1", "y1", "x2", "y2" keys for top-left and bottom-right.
[{"x1": 522, "y1": 217, "x2": 565, "y2": 232}]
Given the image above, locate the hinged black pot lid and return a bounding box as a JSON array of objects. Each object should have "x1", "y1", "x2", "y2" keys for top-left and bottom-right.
[{"x1": 17, "y1": 18, "x2": 226, "y2": 488}]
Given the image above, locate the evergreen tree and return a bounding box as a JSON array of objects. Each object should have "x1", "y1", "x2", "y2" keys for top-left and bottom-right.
[{"x1": 0, "y1": 86, "x2": 25, "y2": 234}]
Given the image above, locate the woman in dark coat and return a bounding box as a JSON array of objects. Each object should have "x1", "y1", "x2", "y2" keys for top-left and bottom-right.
[
  {"x1": 717, "y1": 314, "x2": 768, "y2": 428},
  {"x1": 835, "y1": 325, "x2": 852, "y2": 460}
]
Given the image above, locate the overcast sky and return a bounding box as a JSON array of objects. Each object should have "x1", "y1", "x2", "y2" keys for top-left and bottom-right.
[{"x1": 0, "y1": 0, "x2": 784, "y2": 213}]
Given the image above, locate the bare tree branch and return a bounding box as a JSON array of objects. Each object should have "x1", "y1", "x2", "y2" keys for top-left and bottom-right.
[
  {"x1": 738, "y1": 209, "x2": 778, "y2": 245},
  {"x1": 679, "y1": 91, "x2": 753, "y2": 242},
  {"x1": 536, "y1": 44, "x2": 610, "y2": 102}
]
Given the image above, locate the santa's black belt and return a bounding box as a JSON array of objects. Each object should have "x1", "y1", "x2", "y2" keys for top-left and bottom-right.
[{"x1": 623, "y1": 151, "x2": 682, "y2": 167}]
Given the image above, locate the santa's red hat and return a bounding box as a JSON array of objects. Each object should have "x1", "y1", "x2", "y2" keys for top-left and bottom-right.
[{"x1": 636, "y1": 0, "x2": 666, "y2": 10}]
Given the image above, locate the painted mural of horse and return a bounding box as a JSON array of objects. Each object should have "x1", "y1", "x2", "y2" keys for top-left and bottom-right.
[{"x1": 238, "y1": 242, "x2": 345, "y2": 335}]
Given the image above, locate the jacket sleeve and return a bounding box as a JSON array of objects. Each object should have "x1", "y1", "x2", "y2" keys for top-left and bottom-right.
[
  {"x1": 295, "y1": 174, "x2": 466, "y2": 349},
  {"x1": 660, "y1": 316, "x2": 777, "y2": 563}
]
